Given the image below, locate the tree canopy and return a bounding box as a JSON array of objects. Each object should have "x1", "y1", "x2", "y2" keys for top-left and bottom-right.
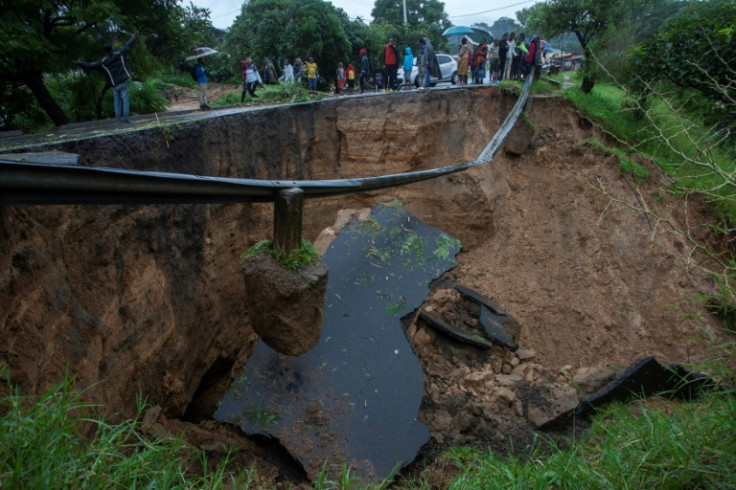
[
  {"x1": 523, "y1": 0, "x2": 632, "y2": 92},
  {"x1": 224, "y1": 0, "x2": 351, "y2": 84},
  {"x1": 629, "y1": 0, "x2": 736, "y2": 135}
]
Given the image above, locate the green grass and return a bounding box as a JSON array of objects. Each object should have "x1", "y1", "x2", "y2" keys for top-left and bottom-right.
[
  {"x1": 445, "y1": 392, "x2": 736, "y2": 489},
  {"x1": 564, "y1": 83, "x2": 736, "y2": 222},
  {"x1": 0, "y1": 375, "x2": 254, "y2": 488},
  {"x1": 244, "y1": 238, "x2": 319, "y2": 272},
  {"x1": 211, "y1": 82, "x2": 321, "y2": 107}
]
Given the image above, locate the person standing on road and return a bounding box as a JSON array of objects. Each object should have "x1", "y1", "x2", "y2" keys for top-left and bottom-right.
[
  {"x1": 472, "y1": 38, "x2": 488, "y2": 84},
  {"x1": 76, "y1": 31, "x2": 138, "y2": 123},
  {"x1": 503, "y1": 32, "x2": 516, "y2": 81},
  {"x1": 402, "y1": 46, "x2": 414, "y2": 89},
  {"x1": 336, "y1": 62, "x2": 345, "y2": 94},
  {"x1": 194, "y1": 58, "x2": 210, "y2": 110},
  {"x1": 489, "y1": 39, "x2": 500, "y2": 84},
  {"x1": 306, "y1": 57, "x2": 319, "y2": 90},
  {"x1": 360, "y1": 48, "x2": 371, "y2": 93},
  {"x1": 457, "y1": 38, "x2": 472, "y2": 86},
  {"x1": 498, "y1": 33, "x2": 509, "y2": 81},
  {"x1": 383, "y1": 37, "x2": 399, "y2": 91},
  {"x1": 418, "y1": 38, "x2": 439, "y2": 88},
  {"x1": 293, "y1": 58, "x2": 303, "y2": 83},
  {"x1": 346, "y1": 62, "x2": 356, "y2": 94}
]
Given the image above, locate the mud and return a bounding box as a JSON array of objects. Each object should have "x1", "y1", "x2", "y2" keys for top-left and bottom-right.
[{"x1": 0, "y1": 86, "x2": 729, "y2": 486}]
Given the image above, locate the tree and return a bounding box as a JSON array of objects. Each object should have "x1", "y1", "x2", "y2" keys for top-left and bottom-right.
[
  {"x1": 524, "y1": 0, "x2": 632, "y2": 93},
  {"x1": 0, "y1": 0, "x2": 184, "y2": 127},
  {"x1": 371, "y1": 0, "x2": 451, "y2": 51},
  {"x1": 225, "y1": 0, "x2": 351, "y2": 85},
  {"x1": 488, "y1": 17, "x2": 524, "y2": 40},
  {"x1": 629, "y1": 0, "x2": 736, "y2": 141}
]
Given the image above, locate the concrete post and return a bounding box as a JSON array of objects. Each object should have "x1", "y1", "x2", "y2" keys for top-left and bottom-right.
[{"x1": 274, "y1": 187, "x2": 304, "y2": 257}]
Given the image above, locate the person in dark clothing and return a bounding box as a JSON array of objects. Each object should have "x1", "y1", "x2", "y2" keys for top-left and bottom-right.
[
  {"x1": 76, "y1": 32, "x2": 138, "y2": 123},
  {"x1": 498, "y1": 33, "x2": 509, "y2": 81},
  {"x1": 360, "y1": 48, "x2": 371, "y2": 93},
  {"x1": 383, "y1": 37, "x2": 399, "y2": 91}
]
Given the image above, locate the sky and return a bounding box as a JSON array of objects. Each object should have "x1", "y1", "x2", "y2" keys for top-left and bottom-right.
[{"x1": 193, "y1": 0, "x2": 541, "y2": 30}]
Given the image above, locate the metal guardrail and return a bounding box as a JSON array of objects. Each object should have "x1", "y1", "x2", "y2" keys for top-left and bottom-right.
[
  {"x1": 0, "y1": 71, "x2": 536, "y2": 253},
  {"x1": 0, "y1": 71, "x2": 534, "y2": 205}
]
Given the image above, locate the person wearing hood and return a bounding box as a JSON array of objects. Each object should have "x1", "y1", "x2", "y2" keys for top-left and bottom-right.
[
  {"x1": 402, "y1": 46, "x2": 414, "y2": 89},
  {"x1": 262, "y1": 57, "x2": 278, "y2": 85},
  {"x1": 346, "y1": 62, "x2": 356, "y2": 94},
  {"x1": 418, "y1": 37, "x2": 440, "y2": 88},
  {"x1": 240, "y1": 57, "x2": 262, "y2": 101},
  {"x1": 360, "y1": 48, "x2": 371, "y2": 93}
]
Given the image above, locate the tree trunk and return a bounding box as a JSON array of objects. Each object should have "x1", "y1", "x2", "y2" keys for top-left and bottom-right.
[
  {"x1": 22, "y1": 72, "x2": 70, "y2": 126},
  {"x1": 581, "y1": 75, "x2": 595, "y2": 93}
]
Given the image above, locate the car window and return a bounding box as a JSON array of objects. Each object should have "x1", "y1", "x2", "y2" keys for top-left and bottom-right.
[{"x1": 437, "y1": 55, "x2": 450, "y2": 64}]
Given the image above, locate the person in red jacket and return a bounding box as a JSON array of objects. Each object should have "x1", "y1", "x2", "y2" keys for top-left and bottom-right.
[{"x1": 383, "y1": 37, "x2": 399, "y2": 91}]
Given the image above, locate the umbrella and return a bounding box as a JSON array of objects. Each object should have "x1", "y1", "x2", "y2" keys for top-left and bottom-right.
[
  {"x1": 185, "y1": 47, "x2": 218, "y2": 61},
  {"x1": 442, "y1": 25, "x2": 474, "y2": 37}
]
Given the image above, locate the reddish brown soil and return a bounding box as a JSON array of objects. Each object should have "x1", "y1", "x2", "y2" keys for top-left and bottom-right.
[{"x1": 0, "y1": 87, "x2": 729, "y2": 486}]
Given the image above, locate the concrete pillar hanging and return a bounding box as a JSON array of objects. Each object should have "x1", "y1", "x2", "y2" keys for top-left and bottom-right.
[{"x1": 274, "y1": 187, "x2": 304, "y2": 257}]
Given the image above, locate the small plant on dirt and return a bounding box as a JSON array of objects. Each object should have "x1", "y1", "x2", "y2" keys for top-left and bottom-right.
[
  {"x1": 211, "y1": 91, "x2": 239, "y2": 106},
  {"x1": 585, "y1": 137, "x2": 650, "y2": 181},
  {"x1": 244, "y1": 239, "x2": 319, "y2": 272}
]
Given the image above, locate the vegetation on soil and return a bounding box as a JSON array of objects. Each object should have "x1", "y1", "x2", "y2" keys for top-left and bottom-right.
[
  {"x1": 0, "y1": 373, "x2": 254, "y2": 488},
  {"x1": 244, "y1": 239, "x2": 319, "y2": 272}
]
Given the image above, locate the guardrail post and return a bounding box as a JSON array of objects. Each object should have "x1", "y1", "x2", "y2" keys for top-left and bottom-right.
[{"x1": 274, "y1": 187, "x2": 304, "y2": 257}]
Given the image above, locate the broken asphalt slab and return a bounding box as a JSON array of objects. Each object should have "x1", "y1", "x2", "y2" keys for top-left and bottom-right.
[{"x1": 215, "y1": 201, "x2": 462, "y2": 483}]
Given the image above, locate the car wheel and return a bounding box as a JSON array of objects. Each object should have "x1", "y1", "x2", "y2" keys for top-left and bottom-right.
[
  {"x1": 451, "y1": 72, "x2": 459, "y2": 85},
  {"x1": 413, "y1": 76, "x2": 420, "y2": 88}
]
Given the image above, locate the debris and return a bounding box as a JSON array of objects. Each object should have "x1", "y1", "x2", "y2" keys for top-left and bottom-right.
[
  {"x1": 478, "y1": 305, "x2": 518, "y2": 351},
  {"x1": 420, "y1": 310, "x2": 494, "y2": 349},
  {"x1": 575, "y1": 356, "x2": 715, "y2": 417}
]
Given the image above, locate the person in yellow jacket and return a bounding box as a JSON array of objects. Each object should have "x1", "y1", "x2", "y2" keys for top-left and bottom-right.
[{"x1": 306, "y1": 57, "x2": 318, "y2": 90}]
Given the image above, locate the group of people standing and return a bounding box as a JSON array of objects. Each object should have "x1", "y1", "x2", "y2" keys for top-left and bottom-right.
[{"x1": 457, "y1": 33, "x2": 544, "y2": 86}]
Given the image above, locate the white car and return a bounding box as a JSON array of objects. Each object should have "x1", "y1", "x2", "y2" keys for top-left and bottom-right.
[{"x1": 397, "y1": 53, "x2": 458, "y2": 88}]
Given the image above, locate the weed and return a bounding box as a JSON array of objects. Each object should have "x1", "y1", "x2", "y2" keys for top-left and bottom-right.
[{"x1": 244, "y1": 239, "x2": 319, "y2": 272}]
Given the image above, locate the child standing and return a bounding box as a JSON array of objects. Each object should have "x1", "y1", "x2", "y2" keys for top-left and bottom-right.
[
  {"x1": 347, "y1": 63, "x2": 356, "y2": 94},
  {"x1": 336, "y1": 62, "x2": 345, "y2": 95}
]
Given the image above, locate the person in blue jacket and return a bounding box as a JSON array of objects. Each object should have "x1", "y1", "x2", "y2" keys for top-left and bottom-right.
[
  {"x1": 76, "y1": 31, "x2": 138, "y2": 123},
  {"x1": 194, "y1": 59, "x2": 210, "y2": 110},
  {"x1": 402, "y1": 47, "x2": 414, "y2": 89}
]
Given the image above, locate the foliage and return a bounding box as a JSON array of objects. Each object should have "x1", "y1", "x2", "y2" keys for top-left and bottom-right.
[
  {"x1": 224, "y1": 0, "x2": 351, "y2": 86},
  {"x1": 0, "y1": 373, "x2": 254, "y2": 488},
  {"x1": 447, "y1": 388, "x2": 736, "y2": 488},
  {"x1": 0, "y1": 0, "x2": 206, "y2": 127},
  {"x1": 487, "y1": 16, "x2": 525, "y2": 40},
  {"x1": 628, "y1": 0, "x2": 736, "y2": 142},
  {"x1": 245, "y1": 239, "x2": 319, "y2": 272},
  {"x1": 524, "y1": 0, "x2": 632, "y2": 92},
  {"x1": 585, "y1": 137, "x2": 650, "y2": 180},
  {"x1": 370, "y1": 0, "x2": 451, "y2": 53}
]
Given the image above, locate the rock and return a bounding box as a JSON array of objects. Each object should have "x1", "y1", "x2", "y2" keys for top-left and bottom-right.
[
  {"x1": 524, "y1": 382, "x2": 579, "y2": 428},
  {"x1": 515, "y1": 349, "x2": 536, "y2": 360},
  {"x1": 573, "y1": 365, "x2": 625, "y2": 396},
  {"x1": 242, "y1": 254, "x2": 328, "y2": 356},
  {"x1": 496, "y1": 373, "x2": 524, "y2": 387}
]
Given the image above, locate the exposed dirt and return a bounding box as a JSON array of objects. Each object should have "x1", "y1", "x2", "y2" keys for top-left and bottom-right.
[{"x1": 0, "y1": 87, "x2": 729, "y2": 486}]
